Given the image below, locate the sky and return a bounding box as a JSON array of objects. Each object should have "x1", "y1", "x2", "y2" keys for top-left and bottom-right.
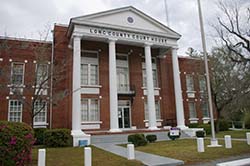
[{"x1": 0, "y1": 0, "x2": 248, "y2": 55}]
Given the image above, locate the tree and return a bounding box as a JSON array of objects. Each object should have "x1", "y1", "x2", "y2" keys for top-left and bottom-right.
[
  {"x1": 214, "y1": 0, "x2": 250, "y2": 62},
  {"x1": 186, "y1": 46, "x2": 250, "y2": 122},
  {"x1": 210, "y1": 47, "x2": 250, "y2": 121},
  {"x1": 0, "y1": 30, "x2": 69, "y2": 128}
]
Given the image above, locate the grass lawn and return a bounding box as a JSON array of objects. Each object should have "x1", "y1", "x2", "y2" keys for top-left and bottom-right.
[
  {"x1": 210, "y1": 129, "x2": 250, "y2": 139},
  {"x1": 135, "y1": 139, "x2": 250, "y2": 165},
  {"x1": 31, "y1": 146, "x2": 142, "y2": 166}
]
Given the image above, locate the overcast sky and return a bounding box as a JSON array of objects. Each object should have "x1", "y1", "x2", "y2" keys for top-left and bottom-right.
[{"x1": 0, "y1": 0, "x2": 248, "y2": 55}]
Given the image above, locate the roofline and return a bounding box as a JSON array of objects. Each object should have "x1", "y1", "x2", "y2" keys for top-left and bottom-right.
[
  {"x1": 178, "y1": 55, "x2": 202, "y2": 61},
  {"x1": 54, "y1": 23, "x2": 69, "y2": 27},
  {"x1": 0, "y1": 36, "x2": 52, "y2": 44},
  {"x1": 67, "y1": 6, "x2": 181, "y2": 38}
]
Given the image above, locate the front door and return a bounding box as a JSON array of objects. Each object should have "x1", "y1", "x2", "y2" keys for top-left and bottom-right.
[{"x1": 118, "y1": 106, "x2": 131, "y2": 129}]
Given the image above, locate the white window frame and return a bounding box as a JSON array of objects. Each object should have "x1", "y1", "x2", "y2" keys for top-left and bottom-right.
[
  {"x1": 201, "y1": 101, "x2": 210, "y2": 118},
  {"x1": 35, "y1": 64, "x2": 49, "y2": 96},
  {"x1": 33, "y1": 101, "x2": 47, "y2": 125},
  {"x1": 8, "y1": 100, "x2": 23, "y2": 122},
  {"x1": 11, "y1": 62, "x2": 25, "y2": 86},
  {"x1": 188, "y1": 102, "x2": 197, "y2": 119},
  {"x1": 36, "y1": 63, "x2": 49, "y2": 86},
  {"x1": 116, "y1": 53, "x2": 130, "y2": 92},
  {"x1": 142, "y1": 57, "x2": 158, "y2": 88},
  {"x1": 81, "y1": 98, "x2": 100, "y2": 122},
  {"x1": 144, "y1": 100, "x2": 161, "y2": 120},
  {"x1": 81, "y1": 50, "x2": 99, "y2": 86},
  {"x1": 186, "y1": 74, "x2": 195, "y2": 98}
]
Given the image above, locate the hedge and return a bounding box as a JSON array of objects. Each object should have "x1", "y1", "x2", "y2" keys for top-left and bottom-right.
[
  {"x1": 0, "y1": 121, "x2": 35, "y2": 166},
  {"x1": 128, "y1": 134, "x2": 147, "y2": 147},
  {"x1": 146, "y1": 135, "x2": 157, "y2": 143},
  {"x1": 44, "y1": 129, "x2": 72, "y2": 147},
  {"x1": 34, "y1": 128, "x2": 47, "y2": 145}
]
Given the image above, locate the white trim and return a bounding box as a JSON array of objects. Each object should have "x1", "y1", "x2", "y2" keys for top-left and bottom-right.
[
  {"x1": 11, "y1": 62, "x2": 25, "y2": 86},
  {"x1": 8, "y1": 100, "x2": 23, "y2": 122},
  {"x1": 118, "y1": 100, "x2": 132, "y2": 129},
  {"x1": 33, "y1": 101, "x2": 47, "y2": 125},
  {"x1": 81, "y1": 121, "x2": 102, "y2": 124},
  {"x1": 81, "y1": 98, "x2": 100, "y2": 122},
  {"x1": 81, "y1": 50, "x2": 99, "y2": 86}
]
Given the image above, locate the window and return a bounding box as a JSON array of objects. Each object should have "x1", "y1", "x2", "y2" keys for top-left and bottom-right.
[
  {"x1": 8, "y1": 100, "x2": 22, "y2": 122},
  {"x1": 11, "y1": 63, "x2": 24, "y2": 85},
  {"x1": 142, "y1": 58, "x2": 158, "y2": 87},
  {"x1": 201, "y1": 102, "x2": 209, "y2": 118},
  {"x1": 144, "y1": 101, "x2": 161, "y2": 120},
  {"x1": 188, "y1": 102, "x2": 197, "y2": 118},
  {"x1": 81, "y1": 51, "x2": 98, "y2": 86},
  {"x1": 199, "y1": 75, "x2": 207, "y2": 92},
  {"x1": 116, "y1": 54, "x2": 129, "y2": 92},
  {"x1": 33, "y1": 101, "x2": 47, "y2": 124},
  {"x1": 36, "y1": 64, "x2": 48, "y2": 86},
  {"x1": 186, "y1": 74, "x2": 194, "y2": 91},
  {"x1": 186, "y1": 74, "x2": 195, "y2": 98},
  {"x1": 81, "y1": 98, "x2": 99, "y2": 122}
]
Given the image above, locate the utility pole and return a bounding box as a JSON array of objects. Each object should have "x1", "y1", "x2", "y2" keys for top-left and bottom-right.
[{"x1": 197, "y1": 0, "x2": 221, "y2": 147}]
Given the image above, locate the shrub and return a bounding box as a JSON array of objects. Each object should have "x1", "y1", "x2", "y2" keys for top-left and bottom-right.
[
  {"x1": 128, "y1": 134, "x2": 147, "y2": 147},
  {"x1": 146, "y1": 135, "x2": 157, "y2": 143},
  {"x1": 0, "y1": 121, "x2": 35, "y2": 166},
  {"x1": 197, "y1": 124, "x2": 211, "y2": 135},
  {"x1": 196, "y1": 130, "x2": 205, "y2": 138},
  {"x1": 44, "y1": 129, "x2": 72, "y2": 147},
  {"x1": 188, "y1": 123, "x2": 199, "y2": 128},
  {"x1": 244, "y1": 112, "x2": 250, "y2": 129},
  {"x1": 34, "y1": 128, "x2": 47, "y2": 145},
  {"x1": 218, "y1": 119, "x2": 229, "y2": 131}
]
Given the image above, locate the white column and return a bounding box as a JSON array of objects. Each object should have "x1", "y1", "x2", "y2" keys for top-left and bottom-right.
[
  {"x1": 71, "y1": 36, "x2": 90, "y2": 146},
  {"x1": 172, "y1": 48, "x2": 187, "y2": 129},
  {"x1": 145, "y1": 43, "x2": 158, "y2": 130},
  {"x1": 109, "y1": 39, "x2": 121, "y2": 132}
]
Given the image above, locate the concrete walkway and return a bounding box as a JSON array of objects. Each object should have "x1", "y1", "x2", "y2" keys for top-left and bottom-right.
[{"x1": 94, "y1": 143, "x2": 184, "y2": 166}]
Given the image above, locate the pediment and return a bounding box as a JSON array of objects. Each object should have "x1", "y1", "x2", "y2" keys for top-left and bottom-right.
[{"x1": 72, "y1": 6, "x2": 180, "y2": 39}]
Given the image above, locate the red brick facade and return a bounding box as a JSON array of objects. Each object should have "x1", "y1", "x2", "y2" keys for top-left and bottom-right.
[{"x1": 0, "y1": 24, "x2": 211, "y2": 130}]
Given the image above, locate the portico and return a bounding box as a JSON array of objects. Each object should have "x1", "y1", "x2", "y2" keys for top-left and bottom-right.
[{"x1": 67, "y1": 6, "x2": 187, "y2": 146}]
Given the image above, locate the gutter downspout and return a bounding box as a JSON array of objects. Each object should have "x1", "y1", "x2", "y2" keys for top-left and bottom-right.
[{"x1": 49, "y1": 28, "x2": 54, "y2": 129}]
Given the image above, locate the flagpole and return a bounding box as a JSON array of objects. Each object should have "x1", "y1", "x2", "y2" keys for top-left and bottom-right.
[{"x1": 197, "y1": 0, "x2": 221, "y2": 147}]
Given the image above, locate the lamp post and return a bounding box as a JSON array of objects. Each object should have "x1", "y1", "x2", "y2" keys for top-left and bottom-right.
[{"x1": 197, "y1": 0, "x2": 221, "y2": 147}]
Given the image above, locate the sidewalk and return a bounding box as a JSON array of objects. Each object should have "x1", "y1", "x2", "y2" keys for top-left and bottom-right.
[{"x1": 94, "y1": 143, "x2": 184, "y2": 166}]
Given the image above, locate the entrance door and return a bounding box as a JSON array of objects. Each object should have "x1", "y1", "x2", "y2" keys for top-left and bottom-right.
[{"x1": 118, "y1": 106, "x2": 131, "y2": 129}]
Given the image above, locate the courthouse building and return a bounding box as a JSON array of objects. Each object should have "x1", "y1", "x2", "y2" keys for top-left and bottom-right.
[{"x1": 0, "y1": 6, "x2": 212, "y2": 144}]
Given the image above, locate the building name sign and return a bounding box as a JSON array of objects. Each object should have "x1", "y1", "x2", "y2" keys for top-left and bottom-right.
[{"x1": 89, "y1": 27, "x2": 168, "y2": 45}]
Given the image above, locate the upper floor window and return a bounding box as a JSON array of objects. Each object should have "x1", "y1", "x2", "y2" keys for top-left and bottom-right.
[
  {"x1": 81, "y1": 51, "x2": 98, "y2": 86},
  {"x1": 8, "y1": 100, "x2": 22, "y2": 122},
  {"x1": 186, "y1": 74, "x2": 194, "y2": 91},
  {"x1": 144, "y1": 100, "x2": 161, "y2": 120},
  {"x1": 199, "y1": 75, "x2": 207, "y2": 92},
  {"x1": 36, "y1": 64, "x2": 48, "y2": 86},
  {"x1": 142, "y1": 57, "x2": 158, "y2": 88},
  {"x1": 11, "y1": 63, "x2": 24, "y2": 85},
  {"x1": 186, "y1": 74, "x2": 195, "y2": 98},
  {"x1": 117, "y1": 54, "x2": 129, "y2": 92},
  {"x1": 34, "y1": 101, "x2": 47, "y2": 125},
  {"x1": 188, "y1": 102, "x2": 197, "y2": 119},
  {"x1": 81, "y1": 98, "x2": 99, "y2": 122}
]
